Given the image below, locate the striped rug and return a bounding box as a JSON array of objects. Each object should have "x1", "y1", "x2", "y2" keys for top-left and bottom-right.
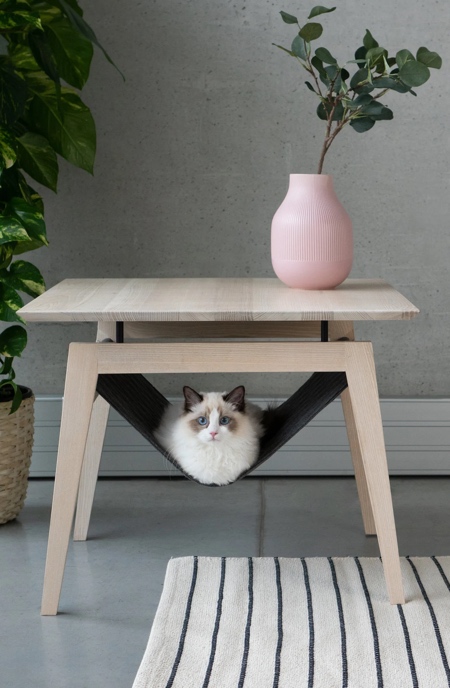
[{"x1": 132, "y1": 556, "x2": 450, "y2": 688}]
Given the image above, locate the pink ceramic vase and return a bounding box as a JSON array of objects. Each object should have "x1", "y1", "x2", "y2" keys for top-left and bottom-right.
[{"x1": 271, "y1": 174, "x2": 353, "y2": 290}]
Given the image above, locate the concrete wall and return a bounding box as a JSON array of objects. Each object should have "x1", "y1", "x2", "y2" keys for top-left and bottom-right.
[{"x1": 15, "y1": 0, "x2": 450, "y2": 397}]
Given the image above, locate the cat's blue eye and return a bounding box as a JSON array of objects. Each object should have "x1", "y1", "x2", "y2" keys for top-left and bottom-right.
[
  {"x1": 220, "y1": 416, "x2": 230, "y2": 425},
  {"x1": 197, "y1": 416, "x2": 208, "y2": 426}
]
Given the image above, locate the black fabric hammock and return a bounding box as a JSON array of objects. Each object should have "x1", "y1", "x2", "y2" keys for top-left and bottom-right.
[{"x1": 96, "y1": 371, "x2": 348, "y2": 486}]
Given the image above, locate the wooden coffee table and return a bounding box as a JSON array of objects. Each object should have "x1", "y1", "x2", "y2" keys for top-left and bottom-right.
[{"x1": 18, "y1": 278, "x2": 419, "y2": 614}]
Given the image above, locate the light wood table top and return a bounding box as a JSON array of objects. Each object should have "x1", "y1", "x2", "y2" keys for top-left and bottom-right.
[{"x1": 18, "y1": 277, "x2": 419, "y2": 323}]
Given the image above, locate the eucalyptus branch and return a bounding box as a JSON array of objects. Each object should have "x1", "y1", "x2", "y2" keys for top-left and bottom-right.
[{"x1": 276, "y1": 5, "x2": 442, "y2": 173}]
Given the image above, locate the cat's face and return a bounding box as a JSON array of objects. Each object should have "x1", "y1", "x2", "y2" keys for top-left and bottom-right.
[{"x1": 182, "y1": 385, "x2": 246, "y2": 445}]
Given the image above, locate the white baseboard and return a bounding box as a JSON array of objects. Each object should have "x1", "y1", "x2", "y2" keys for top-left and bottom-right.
[{"x1": 29, "y1": 396, "x2": 450, "y2": 478}]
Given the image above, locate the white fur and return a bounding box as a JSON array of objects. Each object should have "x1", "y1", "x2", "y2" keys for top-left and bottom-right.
[{"x1": 155, "y1": 392, "x2": 264, "y2": 485}]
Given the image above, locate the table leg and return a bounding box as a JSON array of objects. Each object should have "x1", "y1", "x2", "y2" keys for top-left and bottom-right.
[
  {"x1": 345, "y1": 342, "x2": 405, "y2": 605},
  {"x1": 41, "y1": 344, "x2": 98, "y2": 615},
  {"x1": 329, "y1": 322, "x2": 376, "y2": 536},
  {"x1": 73, "y1": 394, "x2": 110, "y2": 541},
  {"x1": 341, "y1": 387, "x2": 376, "y2": 536}
]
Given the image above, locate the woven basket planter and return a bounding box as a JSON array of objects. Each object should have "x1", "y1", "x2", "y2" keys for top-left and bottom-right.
[{"x1": 0, "y1": 388, "x2": 34, "y2": 524}]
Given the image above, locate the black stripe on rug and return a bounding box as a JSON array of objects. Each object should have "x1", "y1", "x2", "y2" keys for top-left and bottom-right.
[
  {"x1": 201, "y1": 557, "x2": 226, "y2": 688},
  {"x1": 238, "y1": 557, "x2": 254, "y2": 688},
  {"x1": 432, "y1": 555, "x2": 450, "y2": 593},
  {"x1": 165, "y1": 555, "x2": 198, "y2": 688},
  {"x1": 273, "y1": 557, "x2": 283, "y2": 688},
  {"x1": 354, "y1": 557, "x2": 383, "y2": 688},
  {"x1": 407, "y1": 556, "x2": 450, "y2": 685},
  {"x1": 301, "y1": 558, "x2": 314, "y2": 688},
  {"x1": 396, "y1": 602, "x2": 418, "y2": 688},
  {"x1": 328, "y1": 557, "x2": 348, "y2": 688}
]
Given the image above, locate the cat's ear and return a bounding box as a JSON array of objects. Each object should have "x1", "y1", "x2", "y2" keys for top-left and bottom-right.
[
  {"x1": 223, "y1": 385, "x2": 246, "y2": 411},
  {"x1": 183, "y1": 386, "x2": 203, "y2": 411}
]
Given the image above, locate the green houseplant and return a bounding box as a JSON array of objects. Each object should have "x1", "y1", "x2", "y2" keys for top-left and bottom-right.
[
  {"x1": 0, "y1": 0, "x2": 119, "y2": 523},
  {"x1": 270, "y1": 5, "x2": 442, "y2": 289}
]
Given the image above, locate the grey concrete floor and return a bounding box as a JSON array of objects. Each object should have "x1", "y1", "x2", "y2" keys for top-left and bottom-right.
[{"x1": 2, "y1": 476, "x2": 450, "y2": 687}]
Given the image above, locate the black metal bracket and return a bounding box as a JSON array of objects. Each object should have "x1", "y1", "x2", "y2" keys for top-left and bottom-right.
[
  {"x1": 321, "y1": 320, "x2": 329, "y2": 342},
  {"x1": 115, "y1": 321, "x2": 124, "y2": 343}
]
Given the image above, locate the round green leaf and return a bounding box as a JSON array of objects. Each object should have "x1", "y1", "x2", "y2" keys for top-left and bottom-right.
[
  {"x1": 350, "y1": 67, "x2": 369, "y2": 89},
  {"x1": 399, "y1": 60, "x2": 430, "y2": 87},
  {"x1": 349, "y1": 117, "x2": 375, "y2": 133},
  {"x1": 299, "y1": 22, "x2": 323, "y2": 42},
  {"x1": 363, "y1": 30, "x2": 378, "y2": 50},
  {"x1": 315, "y1": 47, "x2": 336, "y2": 64},
  {"x1": 396, "y1": 49, "x2": 414, "y2": 70},
  {"x1": 308, "y1": 5, "x2": 336, "y2": 18},
  {"x1": 0, "y1": 325, "x2": 27, "y2": 357},
  {"x1": 280, "y1": 11, "x2": 298, "y2": 24},
  {"x1": 311, "y1": 55, "x2": 326, "y2": 77},
  {"x1": 316, "y1": 100, "x2": 344, "y2": 121},
  {"x1": 366, "y1": 47, "x2": 387, "y2": 68},
  {"x1": 291, "y1": 35, "x2": 308, "y2": 60},
  {"x1": 416, "y1": 47, "x2": 442, "y2": 70}
]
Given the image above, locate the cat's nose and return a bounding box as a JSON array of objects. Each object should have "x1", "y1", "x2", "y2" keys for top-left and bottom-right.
[{"x1": 210, "y1": 431, "x2": 218, "y2": 439}]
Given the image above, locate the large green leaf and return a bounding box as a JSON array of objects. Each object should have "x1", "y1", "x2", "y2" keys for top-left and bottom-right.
[
  {"x1": 0, "y1": 324, "x2": 27, "y2": 357},
  {"x1": 28, "y1": 28, "x2": 61, "y2": 91},
  {"x1": 56, "y1": 0, "x2": 124, "y2": 79},
  {"x1": 5, "y1": 259, "x2": 45, "y2": 296},
  {"x1": 0, "y1": 282, "x2": 24, "y2": 322},
  {"x1": 45, "y1": 15, "x2": 93, "y2": 88},
  {"x1": 7, "y1": 197, "x2": 48, "y2": 247},
  {"x1": 8, "y1": 44, "x2": 40, "y2": 71},
  {"x1": 299, "y1": 22, "x2": 323, "y2": 42},
  {"x1": 27, "y1": 78, "x2": 96, "y2": 173},
  {"x1": 0, "y1": 128, "x2": 17, "y2": 172},
  {"x1": 399, "y1": 59, "x2": 430, "y2": 87},
  {"x1": 416, "y1": 47, "x2": 442, "y2": 69},
  {"x1": 0, "y1": 2, "x2": 42, "y2": 31},
  {"x1": 0, "y1": 216, "x2": 30, "y2": 245},
  {"x1": 17, "y1": 132, "x2": 59, "y2": 192},
  {"x1": 308, "y1": 6, "x2": 336, "y2": 18},
  {"x1": 0, "y1": 63, "x2": 28, "y2": 125}
]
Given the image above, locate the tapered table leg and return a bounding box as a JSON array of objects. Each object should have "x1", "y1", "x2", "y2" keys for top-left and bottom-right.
[
  {"x1": 73, "y1": 394, "x2": 110, "y2": 541},
  {"x1": 345, "y1": 342, "x2": 404, "y2": 605},
  {"x1": 341, "y1": 387, "x2": 377, "y2": 535},
  {"x1": 41, "y1": 344, "x2": 98, "y2": 615}
]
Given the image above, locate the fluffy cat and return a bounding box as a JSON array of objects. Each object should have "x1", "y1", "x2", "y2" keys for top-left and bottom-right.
[{"x1": 154, "y1": 385, "x2": 264, "y2": 485}]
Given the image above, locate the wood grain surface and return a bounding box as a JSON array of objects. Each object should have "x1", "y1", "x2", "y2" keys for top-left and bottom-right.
[{"x1": 18, "y1": 278, "x2": 419, "y2": 323}]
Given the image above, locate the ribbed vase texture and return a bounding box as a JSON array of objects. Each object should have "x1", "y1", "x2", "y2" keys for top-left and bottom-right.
[{"x1": 271, "y1": 174, "x2": 353, "y2": 289}]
